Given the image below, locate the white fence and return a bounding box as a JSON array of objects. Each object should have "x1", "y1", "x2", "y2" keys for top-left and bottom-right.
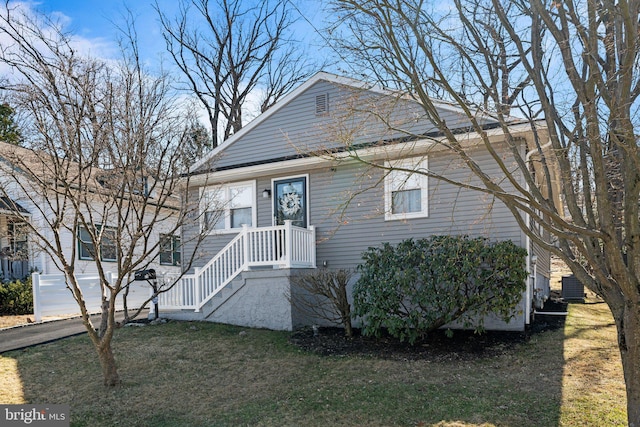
[{"x1": 31, "y1": 272, "x2": 151, "y2": 323}]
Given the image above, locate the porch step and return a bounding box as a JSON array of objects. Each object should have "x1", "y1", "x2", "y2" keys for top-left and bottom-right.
[
  {"x1": 201, "y1": 275, "x2": 246, "y2": 319},
  {"x1": 158, "y1": 222, "x2": 315, "y2": 313}
]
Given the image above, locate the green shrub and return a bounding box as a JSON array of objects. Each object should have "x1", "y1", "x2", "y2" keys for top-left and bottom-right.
[
  {"x1": 353, "y1": 236, "x2": 528, "y2": 344},
  {"x1": 0, "y1": 277, "x2": 33, "y2": 315}
]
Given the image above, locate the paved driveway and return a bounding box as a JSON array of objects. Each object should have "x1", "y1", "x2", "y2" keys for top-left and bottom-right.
[{"x1": 0, "y1": 310, "x2": 149, "y2": 353}]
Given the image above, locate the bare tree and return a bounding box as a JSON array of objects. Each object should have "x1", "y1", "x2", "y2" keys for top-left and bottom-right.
[
  {"x1": 290, "y1": 268, "x2": 354, "y2": 337},
  {"x1": 156, "y1": 0, "x2": 317, "y2": 148},
  {"x1": 326, "y1": 0, "x2": 640, "y2": 424},
  {"x1": 0, "y1": 3, "x2": 212, "y2": 386}
]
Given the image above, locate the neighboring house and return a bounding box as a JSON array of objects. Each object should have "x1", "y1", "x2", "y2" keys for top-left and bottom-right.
[
  {"x1": 0, "y1": 141, "x2": 181, "y2": 281},
  {"x1": 161, "y1": 72, "x2": 561, "y2": 332}
]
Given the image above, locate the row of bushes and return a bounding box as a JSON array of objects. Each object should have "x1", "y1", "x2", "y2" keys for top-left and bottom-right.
[
  {"x1": 293, "y1": 235, "x2": 527, "y2": 342},
  {"x1": 0, "y1": 277, "x2": 33, "y2": 315}
]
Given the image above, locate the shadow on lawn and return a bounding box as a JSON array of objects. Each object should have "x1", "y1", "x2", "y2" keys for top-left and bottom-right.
[{"x1": 6, "y1": 300, "x2": 573, "y2": 427}]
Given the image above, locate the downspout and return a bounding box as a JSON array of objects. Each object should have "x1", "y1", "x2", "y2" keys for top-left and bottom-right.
[
  {"x1": 524, "y1": 208, "x2": 532, "y2": 325},
  {"x1": 523, "y1": 141, "x2": 553, "y2": 324}
]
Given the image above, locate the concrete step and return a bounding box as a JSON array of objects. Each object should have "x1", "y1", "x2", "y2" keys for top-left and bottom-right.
[{"x1": 201, "y1": 276, "x2": 246, "y2": 319}]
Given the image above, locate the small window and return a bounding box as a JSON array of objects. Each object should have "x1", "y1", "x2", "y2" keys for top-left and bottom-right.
[
  {"x1": 78, "y1": 226, "x2": 95, "y2": 260},
  {"x1": 384, "y1": 157, "x2": 428, "y2": 220},
  {"x1": 315, "y1": 94, "x2": 328, "y2": 115},
  {"x1": 77, "y1": 224, "x2": 118, "y2": 262},
  {"x1": 101, "y1": 228, "x2": 117, "y2": 262},
  {"x1": 159, "y1": 234, "x2": 181, "y2": 266}
]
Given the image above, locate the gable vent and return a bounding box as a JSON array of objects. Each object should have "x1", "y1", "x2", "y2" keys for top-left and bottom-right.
[{"x1": 315, "y1": 94, "x2": 329, "y2": 115}]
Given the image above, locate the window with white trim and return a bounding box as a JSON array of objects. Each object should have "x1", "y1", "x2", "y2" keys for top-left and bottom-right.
[
  {"x1": 77, "y1": 224, "x2": 117, "y2": 262},
  {"x1": 384, "y1": 157, "x2": 429, "y2": 220},
  {"x1": 159, "y1": 234, "x2": 181, "y2": 266},
  {"x1": 201, "y1": 181, "x2": 256, "y2": 232}
]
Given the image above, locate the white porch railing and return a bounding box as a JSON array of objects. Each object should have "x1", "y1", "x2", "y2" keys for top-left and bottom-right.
[{"x1": 158, "y1": 221, "x2": 316, "y2": 311}]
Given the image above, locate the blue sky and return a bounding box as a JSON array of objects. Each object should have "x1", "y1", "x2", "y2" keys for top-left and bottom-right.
[
  {"x1": 21, "y1": 1, "x2": 333, "y2": 128},
  {"x1": 35, "y1": 1, "x2": 187, "y2": 61},
  {"x1": 32, "y1": 0, "x2": 330, "y2": 67}
]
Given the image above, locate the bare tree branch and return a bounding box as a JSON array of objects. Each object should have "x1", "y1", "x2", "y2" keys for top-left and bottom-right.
[{"x1": 156, "y1": 0, "x2": 317, "y2": 148}]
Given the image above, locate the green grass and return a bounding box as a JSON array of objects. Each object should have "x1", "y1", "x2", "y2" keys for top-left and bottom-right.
[{"x1": 0, "y1": 301, "x2": 627, "y2": 426}]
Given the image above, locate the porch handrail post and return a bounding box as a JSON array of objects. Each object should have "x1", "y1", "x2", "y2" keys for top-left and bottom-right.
[
  {"x1": 242, "y1": 224, "x2": 249, "y2": 268},
  {"x1": 284, "y1": 220, "x2": 292, "y2": 268},
  {"x1": 194, "y1": 267, "x2": 201, "y2": 312},
  {"x1": 309, "y1": 225, "x2": 316, "y2": 268},
  {"x1": 148, "y1": 280, "x2": 156, "y2": 318},
  {"x1": 32, "y1": 272, "x2": 41, "y2": 323}
]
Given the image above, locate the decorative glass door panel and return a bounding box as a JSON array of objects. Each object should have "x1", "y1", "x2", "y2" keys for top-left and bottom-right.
[{"x1": 273, "y1": 177, "x2": 307, "y2": 228}]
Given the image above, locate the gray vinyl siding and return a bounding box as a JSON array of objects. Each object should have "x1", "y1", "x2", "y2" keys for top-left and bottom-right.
[
  {"x1": 184, "y1": 142, "x2": 526, "y2": 271},
  {"x1": 184, "y1": 74, "x2": 529, "y2": 272},
  {"x1": 307, "y1": 145, "x2": 525, "y2": 269},
  {"x1": 198, "y1": 80, "x2": 494, "y2": 172},
  {"x1": 532, "y1": 234, "x2": 551, "y2": 280}
]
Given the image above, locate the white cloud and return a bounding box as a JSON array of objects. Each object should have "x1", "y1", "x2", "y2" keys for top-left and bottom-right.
[{"x1": 0, "y1": 1, "x2": 119, "y2": 63}]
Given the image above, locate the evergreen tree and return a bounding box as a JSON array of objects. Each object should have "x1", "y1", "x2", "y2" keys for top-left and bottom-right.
[{"x1": 0, "y1": 104, "x2": 22, "y2": 145}]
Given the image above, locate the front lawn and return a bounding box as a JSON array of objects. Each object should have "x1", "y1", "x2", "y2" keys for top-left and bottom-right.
[{"x1": 0, "y1": 300, "x2": 626, "y2": 426}]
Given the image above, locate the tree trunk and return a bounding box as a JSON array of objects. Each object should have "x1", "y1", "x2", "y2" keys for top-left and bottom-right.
[
  {"x1": 98, "y1": 299, "x2": 109, "y2": 339},
  {"x1": 343, "y1": 314, "x2": 353, "y2": 338},
  {"x1": 97, "y1": 342, "x2": 120, "y2": 387},
  {"x1": 616, "y1": 303, "x2": 640, "y2": 427}
]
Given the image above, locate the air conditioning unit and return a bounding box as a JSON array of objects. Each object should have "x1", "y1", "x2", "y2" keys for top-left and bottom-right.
[{"x1": 561, "y1": 275, "x2": 585, "y2": 301}]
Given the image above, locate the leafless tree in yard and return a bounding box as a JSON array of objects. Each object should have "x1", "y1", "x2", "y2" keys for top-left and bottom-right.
[
  {"x1": 156, "y1": 0, "x2": 318, "y2": 148},
  {"x1": 290, "y1": 268, "x2": 354, "y2": 337},
  {"x1": 0, "y1": 3, "x2": 214, "y2": 386},
  {"x1": 325, "y1": 0, "x2": 640, "y2": 424}
]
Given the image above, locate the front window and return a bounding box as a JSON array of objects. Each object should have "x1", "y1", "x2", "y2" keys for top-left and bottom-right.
[
  {"x1": 8, "y1": 220, "x2": 28, "y2": 259},
  {"x1": 78, "y1": 224, "x2": 118, "y2": 262},
  {"x1": 159, "y1": 234, "x2": 181, "y2": 266},
  {"x1": 201, "y1": 181, "x2": 256, "y2": 232},
  {"x1": 229, "y1": 185, "x2": 253, "y2": 228},
  {"x1": 384, "y1": 157, "x2": 428, "y2": 220},
  {"x1": 101, "y1": 227, "x2": 117, "y2": 262}
]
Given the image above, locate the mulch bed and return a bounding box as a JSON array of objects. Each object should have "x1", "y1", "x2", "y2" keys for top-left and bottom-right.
[{"x1": 289, "y1": 298, "x2": 568, "y2": 362}]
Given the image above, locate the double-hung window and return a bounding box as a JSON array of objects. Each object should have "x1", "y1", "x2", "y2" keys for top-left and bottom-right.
[
  {"x1": 78, "y1": 224, "x2": 117, "y2": 262},
  {"x1": 384, "y1": 157, "x2": 429, "y2": 220},
  {"x1": 8, "y1": 220, "x2": 28, "y2": 259},
  {"x1": 159, "y1": 234, "x2": 181, "y2": 266},
  {"x1": 201, "y1": 181, "x2": 256, "y2": 232}
]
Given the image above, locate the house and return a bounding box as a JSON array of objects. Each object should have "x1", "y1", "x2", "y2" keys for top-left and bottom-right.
[
  {"x1": 0, "y1": 141, "x2": 181, "y2": 281},
  {"x1": 161, "y1": 72, "x2": 561, "y2": 332}
]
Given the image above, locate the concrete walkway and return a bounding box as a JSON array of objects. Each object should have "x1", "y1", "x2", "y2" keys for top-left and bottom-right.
[{"x1": 0, "y1": 310, "x2": 149, "y2": 353}]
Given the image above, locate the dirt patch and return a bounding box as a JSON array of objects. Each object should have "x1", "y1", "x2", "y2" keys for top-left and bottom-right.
[
  {"x1": 0, "y1": 314, "x2": 82, "y2": 329},
  {"x1": 290, "y1": 300, "x2": 568, "y2": 361},
  {"x1": 0, "y1": 315, "x2": 35, "y2": 329}
]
